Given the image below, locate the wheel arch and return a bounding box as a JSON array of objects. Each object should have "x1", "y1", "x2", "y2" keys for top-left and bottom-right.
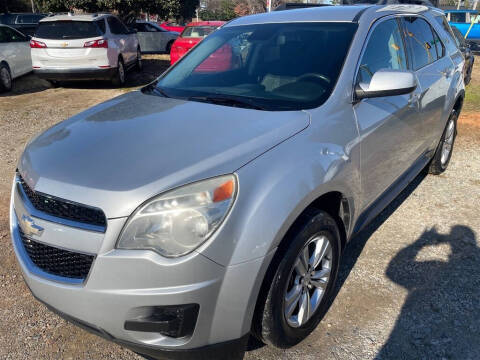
[
  {"x1": 452, "y1": 91, "x2": 464, "y2": 114},
  {"x1": 250, "y1": 190, "x2": 351, "y2": 338}
]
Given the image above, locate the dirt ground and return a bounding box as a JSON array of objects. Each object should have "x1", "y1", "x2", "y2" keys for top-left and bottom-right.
[{"x1": 0, "y1": 55, "x2": 479, "y2": 360}]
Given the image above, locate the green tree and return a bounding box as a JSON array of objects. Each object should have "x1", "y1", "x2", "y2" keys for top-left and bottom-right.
[
  {"x1": 34, "y1": 0, "x2": 198, "y2": 21},
  {"x1": 199, "y1": 0, "x2": 236, "y2": 20}
]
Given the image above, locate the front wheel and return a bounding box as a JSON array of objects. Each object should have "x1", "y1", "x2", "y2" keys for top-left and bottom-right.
[
  {"x1": 429, "y1": 109, "x2": 458, "y2": 175},
  {"x1": 136, "y1": 48, "x2": 143, "y2": 72},
  {"x1": 254, "y1": 209, "x2": 341, "y2": 348},
  {"x1": 0, "y1": 64, "x2": 12, "y2": 92}
]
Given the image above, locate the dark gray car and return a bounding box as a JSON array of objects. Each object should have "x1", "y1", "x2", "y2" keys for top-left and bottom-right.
[{"x1": 10, "y1": 4, "x2": 464, "y2": 359}]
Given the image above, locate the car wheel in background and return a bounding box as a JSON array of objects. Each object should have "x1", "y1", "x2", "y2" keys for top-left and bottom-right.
[
  {"x1": 429, "y1": 109, "x2": 458, "y2": 175},
  {"x1": 253, "y1": 208, "x2": 341, "y2": 348},
  {"x1": 465, "y1": 64, "x2": 472, "y2": 86},
  {"x1": 112, "y1": 58, "x2": 126, "y2": 87},
  {"x1": 0, "y1": 64, "x2": 13, "y2": 92},
  {"x1": 136, "y1": 48, "x2": 143, "y2": 72}
]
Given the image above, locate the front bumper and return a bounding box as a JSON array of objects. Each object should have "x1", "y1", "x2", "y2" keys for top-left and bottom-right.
[
  {"x1": 33, "y1": 67, "x2": 116, "y2": 81},
  {"x1": 10, "y1": 177, "x2": 271, "y2": 357}
]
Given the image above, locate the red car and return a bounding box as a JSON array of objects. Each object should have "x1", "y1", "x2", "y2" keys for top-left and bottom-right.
[
  {"x1": 170, "y1": 21, "x2": 226, "y2": 65},
  {"x1": 159, "y1": 22, "x2": 185, "y2": 33}
]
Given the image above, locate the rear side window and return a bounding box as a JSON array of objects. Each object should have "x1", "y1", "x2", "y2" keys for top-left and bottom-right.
[
  {"x1": 402, "y1": 17, "x2": 437, "y2": 70},
  {"x1": 96, "y1": 19, "x2": 106, "y2": 34},
  {"x1": 35, "y1": 21, "x2": 102, "y2": 39},
  {"x1": 434, "y1": 15, "x2": 459, "y2": 54},
  {"x1": 0, "y1": 26, "x2": 27, "y2": 42},
  {"x1": 107, "y1": 17, "x2": 128, "y2": 35},
  {"x1": 451, "y1": 26, "x2": 466, "y2": 47},
  {"x1": 432, "y1": 28, "x2": 445, "y2": 59},
  {"x1": 357, "y1": 19, "x2": 407, "y2": 85},
  {"x1": 16, "y1": 14, "x2": 44, "y2": 24},
  {"x1": 181, "y1": 26, "x2": 217, "y2": 38}
]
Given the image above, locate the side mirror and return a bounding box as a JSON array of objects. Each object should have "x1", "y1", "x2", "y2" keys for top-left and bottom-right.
[{"x1": 355, "y1": 69, "x2": 417, "y2": 100}]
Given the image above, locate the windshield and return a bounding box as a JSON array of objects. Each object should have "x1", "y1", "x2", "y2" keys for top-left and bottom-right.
[
  {"x1": 149, "y1": 22, "x2": 357, "y2": 111},
  {"x1": 35, "y1": 21, "x2": 102, "y2": 39},
  {"x1": 181, "y1": 25, "x2": 218, "y2": 38}
]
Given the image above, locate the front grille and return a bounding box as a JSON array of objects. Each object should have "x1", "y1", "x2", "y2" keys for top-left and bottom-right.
[
  {"x1": 18, "y1": 174, "x2": 106, "y2": 228},
  {"x1": 20, "y1": 230, "x2": 94, "y2": 280}
]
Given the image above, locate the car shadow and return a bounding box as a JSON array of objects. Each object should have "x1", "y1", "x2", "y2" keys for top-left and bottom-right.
[
  {"x1": 0, "y1": 58, "x2": 170, "y2": 96},
  {"x1": 375, "y1": 224, "x2": 480, "y2": 359}
]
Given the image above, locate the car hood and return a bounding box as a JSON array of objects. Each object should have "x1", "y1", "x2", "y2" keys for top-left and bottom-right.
[{"x1": 19, "y1": 91, "x2": 309, "y2": 218}]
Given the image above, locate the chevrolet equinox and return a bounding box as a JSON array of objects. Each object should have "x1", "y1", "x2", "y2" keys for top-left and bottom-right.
[{"x1": 10, "y1": 5, "x2": 464, "y2": 360}]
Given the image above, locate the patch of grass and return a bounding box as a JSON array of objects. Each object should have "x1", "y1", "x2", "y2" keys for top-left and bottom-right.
[{"x1": 463, "y1": 83, "x2": 480, "y2": 112}]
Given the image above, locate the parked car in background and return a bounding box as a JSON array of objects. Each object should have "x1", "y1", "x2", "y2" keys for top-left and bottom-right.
[
  {"x1": 0, "y1": 24, "x2": 31, "y2": 92},
  {"x1": 159, "y1": 21, "x2": 185, "y2": 33},
  {"x1": 0, "y1": 13, "x2": 46, "y2": 36},
  {"x1": 130, "y1": 21, "x2": 178, "y2": 53},
  {"x1": 31, "y1": 13, "x2": 141, "y2": 86},
  {"x1": 451, "y1": 25, "x2": 474, "y2": 84},
  {"x1": 170, "y1": 21, "x2": 225, "y2": 65},
  {"x1": 444, "y1": 9, "x2": 480, "y2": 52},
  {"x1": 11, "y1": 5, "x2": 464, "y2": 359}
]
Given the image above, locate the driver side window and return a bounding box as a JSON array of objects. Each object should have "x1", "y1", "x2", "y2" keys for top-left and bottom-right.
[{"x1": 357, "y1": 18, "x2": 407, "y2": 87}]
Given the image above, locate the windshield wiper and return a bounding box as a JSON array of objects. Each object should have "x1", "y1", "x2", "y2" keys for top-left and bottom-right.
[
  {"x1": 143, "y1": 84, "x2": 170, "y2": 98},
  {"x1": 188, "y1": 95, "x2": 266, "y2": 110}
]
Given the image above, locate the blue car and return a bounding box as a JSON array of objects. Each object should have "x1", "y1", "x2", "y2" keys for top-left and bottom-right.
[{"x1": 444, "y1": 9, "x2": 480, "y2": 52}]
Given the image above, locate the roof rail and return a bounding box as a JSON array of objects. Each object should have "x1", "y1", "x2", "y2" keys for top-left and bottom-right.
[{"x1": 341, "y1": 0, "x2": 438, "y2": 7}]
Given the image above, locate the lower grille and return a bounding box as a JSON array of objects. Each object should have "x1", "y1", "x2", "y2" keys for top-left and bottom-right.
[{"x1": 20, "y1": 231, "x2": 94, "y2": 280}]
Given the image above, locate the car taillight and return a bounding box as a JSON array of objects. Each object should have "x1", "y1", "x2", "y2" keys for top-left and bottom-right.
[
  {"x1": 30, "y1": 40, "x2": 47, "y2": 48},
  {"x1": 84, "y1": 39, "x2": 108, "y2": 48}
]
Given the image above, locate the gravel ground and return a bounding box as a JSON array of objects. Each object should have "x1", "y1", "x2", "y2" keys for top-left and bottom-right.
[{"x1": 0, "y1": 55, "x2": 479, "y2": 360}]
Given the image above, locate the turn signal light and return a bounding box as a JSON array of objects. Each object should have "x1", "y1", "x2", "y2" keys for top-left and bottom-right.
[
  {"x1": 84, "y1": 39, "x2": 108, "y2": 48},
  {"x1": 30, "y1": 40, "x2": 47, "y2": 48}
]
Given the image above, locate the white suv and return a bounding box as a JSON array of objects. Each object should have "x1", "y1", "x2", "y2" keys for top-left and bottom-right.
[{"x1": 31, "y1": 13, "x2": 141, "y2": 86}]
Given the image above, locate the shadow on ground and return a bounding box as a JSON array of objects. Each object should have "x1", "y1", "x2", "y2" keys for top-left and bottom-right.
[
  {"x1": 0, "y1": 57, "x2": 170, "y2": 97},
  {"x1": 375, "y1": 225, "x2": 480, "y2": 359}
]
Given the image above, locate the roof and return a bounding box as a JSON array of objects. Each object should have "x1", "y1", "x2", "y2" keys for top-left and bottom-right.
[
  {"x1": 226, "y1": 4, "x2": 435, "y2": 26},
  {"x1": 40, "y1": 13, "x2": 111, "y2": 22},
  {"x1": 186, "y1": 21, "x2": 226, "y2": 27},
  {"x1": 227, "y1": 5, "x2": 372, "y2": 26}
]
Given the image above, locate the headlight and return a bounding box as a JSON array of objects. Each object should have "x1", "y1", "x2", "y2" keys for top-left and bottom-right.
[{"x1": 117, "y1": 175, "x2": 237, "y2": 258}]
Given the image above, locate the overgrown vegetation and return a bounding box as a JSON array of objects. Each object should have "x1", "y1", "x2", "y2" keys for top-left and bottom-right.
[{"x1": 1, "y1": 0, "x2": 198, "y2": 21}]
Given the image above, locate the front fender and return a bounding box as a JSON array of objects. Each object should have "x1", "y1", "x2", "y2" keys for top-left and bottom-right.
[{"x1": 199, "y1": 128, "x2": 361, "y2": 267}]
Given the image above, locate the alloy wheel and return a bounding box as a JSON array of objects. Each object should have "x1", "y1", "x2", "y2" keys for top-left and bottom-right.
[
  {"x1": 284, "y1": 235, "x2": 332, "y2": 328},
  {"x1": 441, "y1": 118, "x2": 455, "y2": 166},
  {"x1": 118, "y1": 61, "x2": 125, "y2": 84}
]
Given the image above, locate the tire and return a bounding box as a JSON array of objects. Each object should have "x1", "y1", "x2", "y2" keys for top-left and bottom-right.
[
  {"x1": 0, "y1": 63, "x2": 13, "y2": 92},
  {"x1": 429, "y1": 109, "x2": 458, "y2": 175},
  {"x1": 112, "y1": 57, "x2": 126, "y2": 87},
  {"x1": 464, "y1": 65, "x2": 472, "y2": 86},
  {"x1": 166, "y1": 40, "x2": 174, "y2": 54},
  {"x1": 136, "y1": 48, "x2": 143, "y2": 72},
  {"x1": 254, "y1": 209, "x2": 341, "y2": 348},
  {"x1": 47, "y1": 80, "x2": 59, "y2": 88}
]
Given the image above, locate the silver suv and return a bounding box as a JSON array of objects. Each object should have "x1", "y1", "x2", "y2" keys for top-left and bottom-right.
[{"x1": 10, "y1": 5, "x2": 464, "y2": 359}]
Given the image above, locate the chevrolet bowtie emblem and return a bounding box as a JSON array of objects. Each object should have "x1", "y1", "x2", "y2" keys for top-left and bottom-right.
[
  {"x1": 61, "y1": 42, "x2": 68, "y2": 47},
  {"x1": 20, "y1": 214, "x2": 44, "y2": 237}
]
